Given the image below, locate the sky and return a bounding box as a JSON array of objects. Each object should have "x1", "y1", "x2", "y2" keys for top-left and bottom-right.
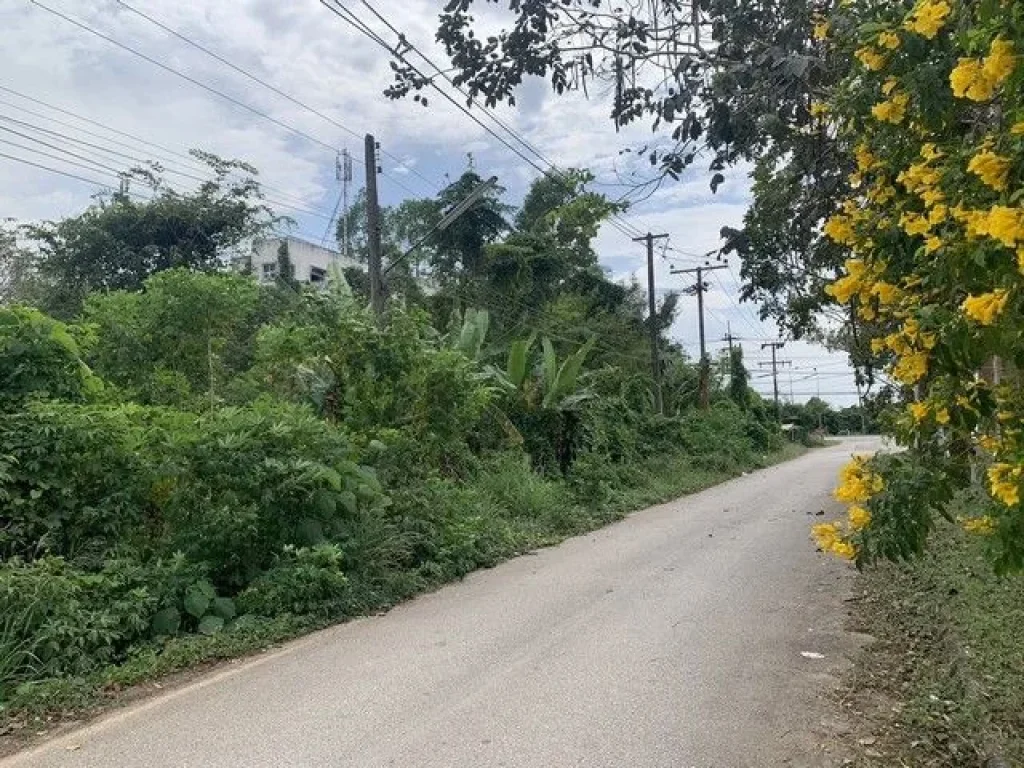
[{"x1": 0, "y1": 0, "x2": 862, "y2": 406}]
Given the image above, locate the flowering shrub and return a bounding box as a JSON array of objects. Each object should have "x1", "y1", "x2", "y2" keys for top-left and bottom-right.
[{"x1": 813, "y1": 0, "x2": 1024, "y2": 569}]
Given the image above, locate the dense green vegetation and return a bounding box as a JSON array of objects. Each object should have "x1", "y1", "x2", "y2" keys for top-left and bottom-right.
[{"x1": 0, "y1": 162, "x2": 806, "y2": 719}]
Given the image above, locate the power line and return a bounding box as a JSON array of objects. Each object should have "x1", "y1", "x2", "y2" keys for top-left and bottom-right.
[
  {"x1": 0, "y1": 149, "x2": 145, "y2": 198},
  {"x1": 0, "y1": 129, "x2": 128, "y2": 179},
  {"x1": 320, "y1": 0, "x2": 652, "y2": 244},
  {"x1": 27, "y1": 0, "x2": 422, "y2": 201},
  {"x1": 0, "y1": 88, "x2": 330, "y2": 213},
  {"x1": 110, "y1": 0, "x2": 441, "y2": 195},
  {"x1": 357, "y1": 0, "x2": 562, "y2": 188},
  {"x1": 0, "y1": 116, "x2": 344, "y2": 224}
]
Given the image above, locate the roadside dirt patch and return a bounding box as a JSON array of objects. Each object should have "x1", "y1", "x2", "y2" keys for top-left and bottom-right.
[{"x1": 832, "y1": 525, "x2": 1024, "y2": 767}]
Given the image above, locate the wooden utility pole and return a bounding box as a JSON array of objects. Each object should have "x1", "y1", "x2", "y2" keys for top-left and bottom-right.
[
  {"x1": 364, "y1": 134, "x2": 384, "y2": 318},
  {"x1": 671, "y1": 263, "x2": 727, "y2": 408},
  {"x1": 634, "y1": 233, "x2": 670, "y2": 414},
  {"x1": 760, "y1": 341, "x2": 787, "y2": 421}
]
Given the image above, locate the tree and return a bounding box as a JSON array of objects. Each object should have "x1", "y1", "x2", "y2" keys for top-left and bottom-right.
[
  {"x1": 23, "y1": 153, "x2": 278, "y2": 316},
  {"x1": 0, "y1": 223, "x2": 45, "y2": 306},
  {"x1": 0, "y1": 307, "x2": 101, "y2": 410},
  {"x1": 387, "y1": 2, "x2": 857, "y2": 340},
  {"x1": 429, "y1": 170, "x2": 511, "y2": 285},
  {"x1": 727, "y1": 346, "x2": 750, "y2": 409},
  {"x1": 83, "y1": 269, "x2": 262, "y2": 407},
  {"x1": 806, "y1": 0, "x2": 1024, "y2": 572}
]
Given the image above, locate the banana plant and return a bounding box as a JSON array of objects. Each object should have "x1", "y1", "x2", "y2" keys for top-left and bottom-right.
[
  {"x1": 501, "y1": 335, "x2": 596, "y2": 412},
  {"x1": 445, "y1": 308, "x2": 491, "y2": 361}
]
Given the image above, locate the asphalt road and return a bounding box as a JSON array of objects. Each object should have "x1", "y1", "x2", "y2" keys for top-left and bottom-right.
[{"x1": 4, "y1": 438, "x2": 879, "y2": 768}]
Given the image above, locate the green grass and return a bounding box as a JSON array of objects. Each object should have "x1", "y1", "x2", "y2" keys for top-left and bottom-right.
[
  {"x1": 0, "y1": 442, "x2": 806, "y2": 739},
  {"x1": 849, "y1": 502, "x2": 1024, "y2": 766}
]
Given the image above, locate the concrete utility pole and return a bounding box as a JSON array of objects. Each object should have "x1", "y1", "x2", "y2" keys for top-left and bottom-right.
[
  {"x1": 634, "y1": 233, "x2": 670, "y2": 414},
  {"x1": 671, "y1": 263, "x2": 727, "y2": 408},
  {"x1": 338, "y1": 149, "x2": 353, "y2": 260},
  {"x1": 722, "y1": 322, "x2": 738, "y2": 356},
  {"x1": 760, "y1": 341, "x2": 787, "y2": 421},
  {"x1": 364, "y1": 134, "x2": 384, "y2": 318}
]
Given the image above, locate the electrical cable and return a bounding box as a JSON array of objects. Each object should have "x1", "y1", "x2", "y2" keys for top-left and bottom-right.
[
  {"x1": 110, "y1": 0, "x2": 441, "y2": 194},
  {"x1": 320, "y1": 0, "x2": 653, "y2": 245},
  {"x1": 27, "y1": 0, "x2": 422, "y2": 200}
]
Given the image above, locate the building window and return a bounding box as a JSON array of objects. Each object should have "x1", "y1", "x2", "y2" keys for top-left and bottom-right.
[
  {"x1": 309, "y1": 266, "x2": 328, "y2": 285},
  {"x1": 261, "y1": 262, "x2": 278, "y2": 280}
]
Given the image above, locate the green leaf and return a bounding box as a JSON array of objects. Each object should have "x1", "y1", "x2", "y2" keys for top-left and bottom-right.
[
  {"x1": 541, "y1": 337, "x2": 557, "y2": 395},
  {"x1": 184, "y1": 588, "x2": 210, "y2": 619},
  {"x1": 338, "y1": 491, "x2": 358, "y2": 514},
  {"x1": 211, "y1": 597, "x2": 236, "y2": 621},
  {"x1": 544, "y1": 338, "x2": 594, "y2": 409},
  {"x1": 197, "y1": 615, "x2": 225, "y2": 636},
  {"x1": 151, "y1": 607, "x2": 181, "y2": 636},
  {"x1": 506, "y1": 335, "x2": 534, "y2": 388},
  {"x1": 312, "y1": 489, "x2": 336, "y2": 516}
]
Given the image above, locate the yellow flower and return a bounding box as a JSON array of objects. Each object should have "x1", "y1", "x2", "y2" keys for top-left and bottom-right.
[
  {"x1": 904, "y1": 0, "x2": 950, "y2": 39},
  {"x1": 962, "y1": 516, "x2": 996, "y2": 535},
  {"x1": 871, "y1": 337, "x2": 887, "y2": 354},
  {"x1": 878, "y1": 31, "x2": 902, "y2": 50},
  {"x1": 1018, "y1": 246, "x2": 1024, "y2": 275},
  {"x1": 871, "y1": 281, "x2": 901, "y2": 305},
  {"x1": 872, "y1": 93, "x2": 909, "y2": 123},
  {"x1": 832, "y1": 540, "x2": 857, "y2": 560},
  {"x1": 869, "y1": 184, "x2": 897, "y2": 205},
  {"x1": 848, "y1": 505, "x2": 872, "y2": 531},
  {"x1": 900, "y1": 212, "x2": 931, "y2": 237},
  {"x1": 855, "y1": 144, "x2": 878, "y2": 172},
  {"x1": 823, "y1": 215, "x2": 856, "y2": 245},
  {"x1": 835, "y1": 457, "x2": 884, "y2": 504},
  {"x1": 882, "y1": 77, "x2": 900, "y2": 96},
  {"x1": 920, "y1": 143, "x2": 944, "y2": 161},
  {"x1": 813, "y1": 19, "x2": 830, "y2": 41},
  {"x1": 985, "y1": 206, "x2": 1024, "y2": 247},
  {"x1": 968, "y1": 149, "x2": 1012, "y2": 191},
  {"x1": 827, "y1": 275, "x2": 859, "y2": 304},
  {"x1": 919, "y1": 186, "x2": 946, "y2": 207},
  {"x1": 892, "y1": 350, "x2": 928, "y2": 384},
  {"x1": 812, "y1": 522, "x2": 842, "y2": 550},
  {"x1": 950, "y1": 58, "x2": 995, "y2": 101},
  {"x1": 935, "y1": 407, "x2": 950, "y2": 425},
  {"x1": 1012, "y1": 121, "x2": 1024, "y2": 136},
  {"x1": 951, "y1": 40, "x2": 1018, "y2": 102},
  {"x1": 978, "y1": 434, "x2": 1001, "y2": 453},
  {"x1": 987, "y1": 463, "x2": 1021, "y2": 507},
  {"x1": 856, "y1": 47, "x2": 888, "y2": 71},
  {"x1": 909, "y1": 401, "x2": 929, "y2": 422},
  {"x1": 924, "y1": 236, "x2": 942, "y2": 254},
  {"x1": 812, "y1": 522, "x2": 857, "y2": 560},
  {"x1": 983, "y1": 38, "x2": 1017, "y2": 85},
  {"x1": 961, "y1": 289, "x2": 1009, "y2": 325},
  {"x1": 810, "y1": 101, "x2": 830, "y2": 118}
]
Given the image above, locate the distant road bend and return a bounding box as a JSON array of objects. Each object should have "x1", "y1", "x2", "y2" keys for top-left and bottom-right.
[{"x1": 3, "y1": 437, "x2": 880, "y2": 768}]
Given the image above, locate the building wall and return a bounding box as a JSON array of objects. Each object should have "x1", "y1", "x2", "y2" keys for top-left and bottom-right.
[
  {"x1": 250, "y1": 236, "x2": 439, "y2": 296},
  {"x1": 251, "y1": 237, "x2": 362, "y2": 285}
]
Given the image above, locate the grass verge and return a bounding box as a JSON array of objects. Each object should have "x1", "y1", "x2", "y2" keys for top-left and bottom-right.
[
  {"x1": 0, "y1": 443, "x2": 806, "y2": 750},
  {"x1": 841, "y1": 498, "x2": 1024, "y2": 766}
]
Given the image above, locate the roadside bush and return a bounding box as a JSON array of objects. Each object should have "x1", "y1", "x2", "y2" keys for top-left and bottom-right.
[
  {"x1": 158, "y1": 404, "x2": 381, "y2": 591},
  {"x1": 236, "y1": 544, "x2": 350, "y2": 618},
  {"x1": 0, "y1": 306, "x2": 101, "y2": 410},
  {"x1": 0, "y1": 403, "x2": 157, "y2": 562}
]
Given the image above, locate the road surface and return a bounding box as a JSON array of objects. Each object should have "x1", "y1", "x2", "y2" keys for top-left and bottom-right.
[{"x1": 3, "y1": 438, "x2": 879, "y2": 768}]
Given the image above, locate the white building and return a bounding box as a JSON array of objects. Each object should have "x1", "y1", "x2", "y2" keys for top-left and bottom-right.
[
  {"x1": 249, "y1": 235, "x2": 439, "y2": 295},
  {"x1": 251, "y1": 236, "x2": 361, "y2": 286}
]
